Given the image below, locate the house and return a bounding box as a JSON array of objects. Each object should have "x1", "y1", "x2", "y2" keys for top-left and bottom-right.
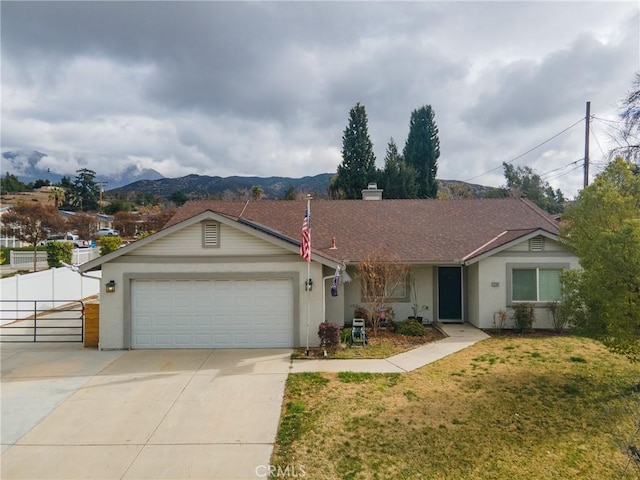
[
  {"x1": 59, "y1": 211, "x2": 114, "y2": 231},
  {"x1": 79, "y1": 196, "x2": 579, "y2": 350}
]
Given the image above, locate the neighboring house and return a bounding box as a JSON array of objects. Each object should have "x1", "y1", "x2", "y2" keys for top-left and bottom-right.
[
  {"x1": 59, "y1": 211, "x2": 114, "y2": 231},
  {"x1": 80, "y1": 195, "x2": 579, "y2": 350},
  {"x1": 0, "y1": 205, "x2": 25, "y2": 247}
]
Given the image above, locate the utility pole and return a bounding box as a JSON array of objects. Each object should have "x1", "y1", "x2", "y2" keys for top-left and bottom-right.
[
  {"x1": 98, "y1": 181, "x2": 109, "y2": 213},
  {"x1": 583, "y1": 101, "x2": 591, "y2": 188}
]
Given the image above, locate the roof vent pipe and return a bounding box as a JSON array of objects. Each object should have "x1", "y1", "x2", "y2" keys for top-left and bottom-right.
[{"x1": 330, "y1": 237, "x2": 337, "y2": 249}]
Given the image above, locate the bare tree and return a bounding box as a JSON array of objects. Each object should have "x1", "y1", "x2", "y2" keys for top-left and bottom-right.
[
  {"x1": 2, "y1": 203, "x2": 65, "y2": 270},
  {"x1": 67, "y1": 212, "x2": 98, "y2": 240},
  {"x1": 611, "y1": 72, "x2": 640, "y2": 163},
  {"x1": 356, "y1": 249, "x2": 409, "y2": 336},
  {"x1": 113, "y1": 211, "x2": 138, "y2": 238}
]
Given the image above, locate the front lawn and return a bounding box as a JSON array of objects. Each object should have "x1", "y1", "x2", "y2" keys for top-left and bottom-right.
[{"x1": 272, "y1": 336, "x2": 639, "y2": 479}]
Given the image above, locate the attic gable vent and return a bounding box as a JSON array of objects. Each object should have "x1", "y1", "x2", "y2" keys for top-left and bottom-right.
[
  {"x1": 529, "y1": 236, "x2": 544, "y2": 252},
  {"x1": 203, "y1": 222, "x2": 219, "y2": 248}
]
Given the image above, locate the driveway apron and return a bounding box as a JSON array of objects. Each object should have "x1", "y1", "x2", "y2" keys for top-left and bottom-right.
[{"x1": 1, "y1": 347, "x2": 291, "y2": 480}]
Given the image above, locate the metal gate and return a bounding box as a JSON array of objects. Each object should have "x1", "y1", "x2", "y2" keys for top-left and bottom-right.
[{"x1": 0, "y1": 300, "x2": 84, "y2": 342}]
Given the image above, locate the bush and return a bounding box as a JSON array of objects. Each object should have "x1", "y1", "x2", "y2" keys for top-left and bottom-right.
[
  {"x1": 99, "y1": 236, "x2": 122, "y2": 256},
  {"x1": 547, "y1": 301, "x2": 570, "y2": 332},
  {"x1": 353, "y1": 305, "x2": 370, "y2": 324},
  {"x1": 46, "y1": 241, "x2": 73, "y2": 268},
  {"x1": 512, "y1": 303, "x2": 535, "y2": 332},
  {"x1": 395, "y1": 319, "x2": 426, "y2": 337},
  {"x1": 340, "y1": 327, "x2": 351, "y2": 344},
  {"x1": 318, "y1": 322, "x2": 341, "y2": 352}
]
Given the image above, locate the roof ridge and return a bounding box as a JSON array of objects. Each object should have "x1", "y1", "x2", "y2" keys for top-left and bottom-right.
[{"x1": 517, "y1": 198, "x2": 559, "y2": 231}]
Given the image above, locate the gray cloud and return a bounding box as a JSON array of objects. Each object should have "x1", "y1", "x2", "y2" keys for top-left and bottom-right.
[{"x1": 2, "y1": 1, "x2": 638, "y2": 198}]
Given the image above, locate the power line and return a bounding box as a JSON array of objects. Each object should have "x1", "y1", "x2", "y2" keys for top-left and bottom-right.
[
  {"x1": 539, "y1": 158, "x2": 583, "y2": 179},
  {"x1": 464, "y1": 117, "x2": 585, "y2": 182},
  {"x1": 591, "y1": 115, "x2": 623, "y2": 125},
  {"x1": 588, "y1": 123, "x2": 607, "y2": 159},
  {"x1": 545, "y1": 163, "x2": 583, "y2": 182}
]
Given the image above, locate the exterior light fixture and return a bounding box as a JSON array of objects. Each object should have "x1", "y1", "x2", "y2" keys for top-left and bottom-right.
[
  {"x1": 105, "y1": 280, "x2": 116, "y2": 293},
  {"x1": 305, "y1": 278, "x2": 313, "y2": 291}
]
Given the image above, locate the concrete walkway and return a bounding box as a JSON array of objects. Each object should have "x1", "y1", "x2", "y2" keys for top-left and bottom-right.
[{"x1": 291, "y1": 323, "x2": 490, "y2": 373}]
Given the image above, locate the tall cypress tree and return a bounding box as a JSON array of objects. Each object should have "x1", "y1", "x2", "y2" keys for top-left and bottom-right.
[
  {"x1": 329, "y1": 103, "x2": 377, "y2": 199},
  {"x1": 380, "y1": 138, "x2": 417, "y2": 199},
  {"x1": 403, "y1": 105, "x2": 440, "y2": 198}
]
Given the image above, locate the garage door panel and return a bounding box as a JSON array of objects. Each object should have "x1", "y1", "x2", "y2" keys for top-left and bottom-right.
[{"x1": 131, "y1": 278, "x2": 293, "y2": 348}]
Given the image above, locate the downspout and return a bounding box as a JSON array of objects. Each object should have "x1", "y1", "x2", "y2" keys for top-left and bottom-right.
[{"x1": 321, "y1": 275, "x2": 334, "y2": 324}]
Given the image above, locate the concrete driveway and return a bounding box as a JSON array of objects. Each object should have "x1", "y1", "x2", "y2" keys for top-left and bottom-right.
[{"x1": 1, "y1": 344, "x2": 291, "y2": 479}]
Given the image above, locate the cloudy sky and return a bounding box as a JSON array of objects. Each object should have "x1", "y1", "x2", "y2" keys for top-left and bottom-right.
[{"x1": 2, "y1": 1, "x2": 638, "y2": 197}]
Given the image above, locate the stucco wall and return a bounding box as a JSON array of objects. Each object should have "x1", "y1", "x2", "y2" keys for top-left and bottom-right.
[
  {"x1": 341, "y1": 266, "x2": 434, "y2": 325},
  {"x1": 469, "y1": 238, "x2": 580, "y2": 329},
  {"x1": 97, "y1": 221, "x2": 326, "y2": 349}
]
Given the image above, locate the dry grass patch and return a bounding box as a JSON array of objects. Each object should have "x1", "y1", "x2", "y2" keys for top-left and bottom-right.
[{"x1": 272, "y1": 336, "x2": 639, "y2": 479}]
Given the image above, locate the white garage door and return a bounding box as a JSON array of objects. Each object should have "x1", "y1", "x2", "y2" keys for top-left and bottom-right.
[{"x1": 131, "y1": 278, "x2": 294, "y2": 348}]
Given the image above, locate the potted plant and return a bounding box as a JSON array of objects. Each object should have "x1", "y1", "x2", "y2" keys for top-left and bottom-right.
[{"x1": 409, "y1": 275, "x2": 430, "y2": 323}]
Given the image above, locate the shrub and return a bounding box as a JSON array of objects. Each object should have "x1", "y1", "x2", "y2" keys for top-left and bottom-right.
[
  {"x1": 99, "y1": 236, "x2": 122, "y2": 256},
  {"x1": 512, "y1": 303, "x2": 535, "y2": 332},
  {"x1": 46, "y1": 241, "x2": 73, "y2": 268},
  {"x1": 493, "y1": 310, "x2": 508, "y2": 332},
  {"x1": 547, "y1": 301, "x2": 570, "y2": 332},
  {"x1": 395, "y1": 319, "x2": 426, "y2": 336},
  {"x1": 353, "y1": 305, "x2": 370, "y2": 324},
  {"x1": 318, "y1": 322, "x2": 341, "y2": 352},
  {"x1": 340, "y1": 327, "x2": 351, "y2": 344}
]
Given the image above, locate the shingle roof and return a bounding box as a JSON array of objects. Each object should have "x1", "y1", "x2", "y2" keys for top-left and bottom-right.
[{"x1": 164, "y1": 198, "x2": 559, "y2": 264}]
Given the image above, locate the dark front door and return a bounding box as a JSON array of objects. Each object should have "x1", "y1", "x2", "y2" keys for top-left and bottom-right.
[{"x1": 438, "y1": 267, "x2": 462, "y2": 322}]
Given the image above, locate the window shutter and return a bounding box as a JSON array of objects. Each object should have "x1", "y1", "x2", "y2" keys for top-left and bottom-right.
[{"x1": 203, "y1": 223, "x2": 219, "y2": 247}]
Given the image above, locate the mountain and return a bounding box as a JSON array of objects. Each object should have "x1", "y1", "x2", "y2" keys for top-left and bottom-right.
[
  {"x1": 1, "y1": 150, "x2": 165, "y2": 189},
  {"x1": 109, "y1": 173, "x2": 335, "y2": 199},
  {"x1": 110, "y1": 173, "x2": 494, "y2": 200}
]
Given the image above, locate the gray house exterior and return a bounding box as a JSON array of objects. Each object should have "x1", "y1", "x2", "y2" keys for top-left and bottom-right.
[{"x1": 80, "y1": 198, "x2": 579, "y2": 350}]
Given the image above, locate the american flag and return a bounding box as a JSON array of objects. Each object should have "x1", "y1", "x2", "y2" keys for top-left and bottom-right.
[{"x1": 300, "y1": 207, "x2": 311, "y2": 261}]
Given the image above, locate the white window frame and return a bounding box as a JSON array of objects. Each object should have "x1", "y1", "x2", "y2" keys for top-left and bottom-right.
[{"x1": 506, "y1": 263, "x2": 569, "y2": 305}]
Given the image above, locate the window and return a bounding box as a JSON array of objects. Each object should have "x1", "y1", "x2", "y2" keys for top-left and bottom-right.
[
  {"x1": 361, "y1": 276, "x2": 409, "y2": 302},
  {"x1": 512, "y1": 268, "x2": 561, "y2": 302},
  {"x1": 390, "y1": 280, "x2": 408, "y2": 300},
  {"x1": 202, "y1": 222, "x2": 219, "y2": 248}
]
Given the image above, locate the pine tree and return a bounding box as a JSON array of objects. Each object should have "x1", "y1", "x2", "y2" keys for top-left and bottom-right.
[
  {"x1": 380, "y1": 138, "x2": 417, "y2": 199},
  {"x1": 329, "y1": 103, "x2": 377, "y2": 199},
  {"x1": 403, "y1": 105, "x2": 440, "y2": 198}
]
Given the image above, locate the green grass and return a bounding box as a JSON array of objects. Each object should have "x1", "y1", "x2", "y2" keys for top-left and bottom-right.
[{"x1": 271, "y1": 336, "x2": 639, "y2": 479}]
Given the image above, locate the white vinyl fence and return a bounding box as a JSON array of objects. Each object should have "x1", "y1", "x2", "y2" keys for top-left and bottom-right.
[
  {"x1": 0, "y1": 268, "x2": 101, "y2": 324},
  {"x1": 10, "y1": 248, "x2": 100, "y2": 269}
]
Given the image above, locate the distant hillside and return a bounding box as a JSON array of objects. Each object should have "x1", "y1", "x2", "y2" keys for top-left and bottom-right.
[
  {"x1": 109, "y1": 173, "x2": 335, "y2": 199},
  {"x1": 2, "y1": 150, "x2": 165, "y2": 189},
  {"x1": 109, "y1": 173, "x2": 494, "y2": 200}
]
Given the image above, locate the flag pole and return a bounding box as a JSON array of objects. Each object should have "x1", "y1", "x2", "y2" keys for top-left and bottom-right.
[{"x1": 305, "y1": 195, "x2": 311, "y2": 356}]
